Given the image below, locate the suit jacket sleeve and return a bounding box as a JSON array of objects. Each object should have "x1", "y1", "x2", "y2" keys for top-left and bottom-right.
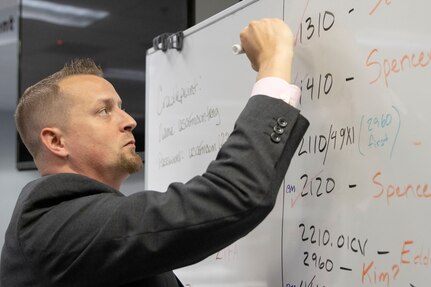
[{"x1": 17, "y1": 95, "x2": 309, "y2": 285}]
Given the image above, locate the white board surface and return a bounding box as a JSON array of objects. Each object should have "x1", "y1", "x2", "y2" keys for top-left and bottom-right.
[{"x1": 145, "y1": 0, "x2": 431, "y2": 286}]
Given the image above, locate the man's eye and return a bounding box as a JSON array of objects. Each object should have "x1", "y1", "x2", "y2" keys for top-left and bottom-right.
[{"x1": 98, "y1": 108, "x2": 109, "y2": 115}]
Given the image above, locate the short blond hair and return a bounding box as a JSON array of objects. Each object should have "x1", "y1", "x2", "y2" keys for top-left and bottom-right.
[{"x1": 15, "y1": 58, "x2": 103, "y2": 159}]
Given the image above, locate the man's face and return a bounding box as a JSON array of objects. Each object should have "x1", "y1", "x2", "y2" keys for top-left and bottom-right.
[{"x1": 59, "y1": 74, "x2": 143, "y2": 183}]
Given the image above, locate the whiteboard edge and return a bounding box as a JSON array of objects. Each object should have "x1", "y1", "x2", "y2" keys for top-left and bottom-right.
[
  {"x1": 144, "y1": 52, "x2": 151, "y2": 190},
  {"x1": 146, "y1": 0, "x2": 260, "y2": 56}
]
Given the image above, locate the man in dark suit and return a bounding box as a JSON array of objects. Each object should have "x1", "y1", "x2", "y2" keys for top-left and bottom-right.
[{"x1": 1, "y1": 19, "x2": 309, "y2": 286}]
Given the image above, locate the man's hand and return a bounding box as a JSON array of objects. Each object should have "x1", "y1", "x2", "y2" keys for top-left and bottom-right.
[{"x1": 240, "y1": 18, "x2": 294, "y2": 82}]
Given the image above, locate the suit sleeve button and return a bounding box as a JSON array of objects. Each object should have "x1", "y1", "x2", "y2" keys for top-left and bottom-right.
[
  {"x1": 270, "y1": 132, "x2": 281, "y2": 143},
  {"x1": 273, "y1": 125, "x2": 284, "y2": 135},
  {"x1": 277, "y1": 117, "x2": 288, "y2": 128}
]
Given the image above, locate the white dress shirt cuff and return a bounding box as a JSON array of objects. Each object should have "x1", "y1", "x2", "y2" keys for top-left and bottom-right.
[{"x1": 251, "y1": 77, "x2": 301, "y2": 109}]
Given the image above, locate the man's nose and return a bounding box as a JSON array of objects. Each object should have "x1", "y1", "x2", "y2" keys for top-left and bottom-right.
[{"x1": 120, "y1": 109, "x2": 137, "y2": 132}]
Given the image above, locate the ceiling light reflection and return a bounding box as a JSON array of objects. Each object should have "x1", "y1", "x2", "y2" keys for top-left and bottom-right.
[{"x1": 22, "y1": 0, "x2": 109, "y2": 27}]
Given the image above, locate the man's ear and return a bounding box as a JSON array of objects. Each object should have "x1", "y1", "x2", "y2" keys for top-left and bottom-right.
[{"x1": 40, "y1": 127, "x2": 68, "y2": 158}]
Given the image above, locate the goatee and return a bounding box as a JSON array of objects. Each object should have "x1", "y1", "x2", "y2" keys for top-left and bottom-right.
[{"x1": 119, "y1": 150, "x2": 143, "y2": 174}]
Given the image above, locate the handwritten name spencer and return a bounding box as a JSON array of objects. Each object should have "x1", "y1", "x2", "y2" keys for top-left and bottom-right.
[{"x1": 157, "y1": 82, "x2": 199, "y2": 116}]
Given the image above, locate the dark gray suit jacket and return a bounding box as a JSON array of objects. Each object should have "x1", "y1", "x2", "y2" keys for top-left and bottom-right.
[{"x1": 1, "y1": 95, "x2": 309, "y2": 286}]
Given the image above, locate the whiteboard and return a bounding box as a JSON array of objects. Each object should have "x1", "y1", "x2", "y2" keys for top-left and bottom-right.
[{"x1": 145, "y1": 0, "x2": 431, "y2": 286}]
